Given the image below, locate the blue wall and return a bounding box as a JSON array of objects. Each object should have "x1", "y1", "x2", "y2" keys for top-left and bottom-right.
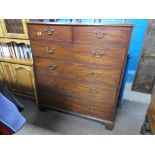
[
  {"x1": 57, "y1": 19, "x2": 148, "y2": 82},
  {"x1": 125, "y1": 19, "x2": 148, "y2": 82}
]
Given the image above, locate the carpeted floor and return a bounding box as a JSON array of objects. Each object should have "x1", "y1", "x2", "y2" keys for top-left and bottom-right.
[{"x1": 16, "y1": 83, "x2": 150, "y2": 135}]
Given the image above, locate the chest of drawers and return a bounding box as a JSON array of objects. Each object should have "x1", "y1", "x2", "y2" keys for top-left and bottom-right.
[{"x1": 27, "y1": 22, "x2": 133, "y2": 130}]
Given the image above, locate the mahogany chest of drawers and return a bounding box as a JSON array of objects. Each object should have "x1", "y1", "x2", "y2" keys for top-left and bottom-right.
[{"x1": 27, "y1": 22, "x2": 133, "y2": 130}]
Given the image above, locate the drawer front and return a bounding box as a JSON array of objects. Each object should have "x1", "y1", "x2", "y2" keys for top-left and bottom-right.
[
  {"x1": 34, "y1": 57, "x2": 121, "y2": 88},
  {"x1": 38, "y1": 91, "x2": 113, "y2": 121},
  {"x1": 36, "y1": 74, "x2": 117, "y2": 104},
  {"x1": 73, "y1": 26, "x2": 132, "y2": 45},
  {"x1": 28, "y1": 25, "x2": 72, "y2": 42},
  {"x1": 31, "y1": 41, "x2": 126, "y2": 67}
]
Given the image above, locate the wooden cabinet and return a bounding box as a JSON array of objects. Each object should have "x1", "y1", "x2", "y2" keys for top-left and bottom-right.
[
  {"x1": 0, "y1": 19, "x2": 35, "y2": 98},
  {"x1": 0, "y1": 59, "x2": 35, "y2": 99},
  {"x1": 28, "y1": 22, "x2": 133, "y2": 130},
  {"x1": 11, "y1": 64, "x2": 35, "y2": 96},
  {"x1": 0, "y1": 19, "x2": 29, "y2": 39}
]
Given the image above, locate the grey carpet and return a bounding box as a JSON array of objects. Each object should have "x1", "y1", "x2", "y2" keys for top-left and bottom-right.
[{"x1": 16, "y1": 83, "x2": 150, "y2": 135}]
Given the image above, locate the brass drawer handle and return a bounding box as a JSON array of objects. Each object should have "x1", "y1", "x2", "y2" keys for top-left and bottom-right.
[
  {"x1": 48, "y1": 65, "x2": 57, "y2": 70},
  {"x1": 89, "y1": 88, "x2": 97, "y2": 93},
  {"x1": 45, "y1": 47, "x2": 55, "y2": 54},
  {"x1": 89, "y1": 107, "x2": 94, "y2": 112},
  {"x1": 43, "y1": 28, "x2": 55, "y2": 35},
  {"x1": 92, "y1": 32, "x2": 106, "y2": 39},
  {"x1": 89, "y1": 106, "x2": 97, "y2": 112},
  {"x1": 91, "y1": 72, "x2": 103, "y2": 77},
  {"x1": 92, "y1": 50, "x2": 105, "y2": 58}
]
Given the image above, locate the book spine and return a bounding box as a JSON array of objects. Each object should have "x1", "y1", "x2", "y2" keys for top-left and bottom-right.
[
  {"x1": 25, "y1": 45, "x2": 30, "y2": 59},
  {"x1": 17, "y1": 45, "x2": 22, "y2": 58},
  {"x1": 1, "y1": 43, "x2": 10, "y2": 57},
  {"x1": 28, "y1": 45, "x2": 32, "y2": 59},
  {"x1": 10, "y1": 43, "x2": 16, "y2": 58},
  {"x1": 0, "y1": 44, "x2": 2, "y2": 58},
  {"x1": 8, "y1": 43, "x2": 14, "y2": 58},
  {"x1": 23, "y1": 45, "x2": 28, "y2": 59},
  {"x1": 13, "y1": 43, "x2": 19, "y2": 58},
  {"x1": 19, "y1": 45, "x2": 24, "y2": 59},
  {"x1": 0, "y1": 44, "x2": 4, "y2": 58}
]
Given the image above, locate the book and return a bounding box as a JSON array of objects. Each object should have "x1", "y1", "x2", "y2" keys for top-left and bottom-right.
[
  {"x1": 18, "y1": 44, "x2": 24, "y2": 59},
  {"x1": 8, "y1": 43, "x2": 15, "y2": 58},
  {"x1": 22, "y1": 44, "x2": 28, "y2": 59},
  {"x1": 25, "y1": 45, "x2": 31, "y2": 59},
  {"x1": 10, "y1": 43, "x2": 16, "y2": 58},
  {"x1": 12, "y1": 43, "x2": 19, "y2": 58},
  {"x1": 27, "y1": 45, "x2": 32, "y2": 59},
  {"x1": 1, "y1": 43, "x2": 10, "y2": 57},
  {"x1": 0, "y1": 44, "x2": 4, "y2": 58}
]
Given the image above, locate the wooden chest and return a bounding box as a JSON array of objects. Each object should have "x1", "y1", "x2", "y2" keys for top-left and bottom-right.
[{"x1": 27, "y1": 22, "x2": 133, "y2": 130}]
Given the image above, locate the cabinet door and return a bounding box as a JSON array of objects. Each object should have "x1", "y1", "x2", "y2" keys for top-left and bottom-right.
[
  {"x1": 0, "y1": 20, "x2": 4, "y2": 37},
  {"x1": 1, "y1": 62, "x2": 16, "y2": 90},
  {"x1": 147, "y1": 84, "x2": 155, "y2": 134},
  {"x1": 1, "y1": 19, "x2": 29, "y2": 39},
  {"x1": 0, "y1": 63, "x2": 6, "y2": 83},
  {"x1": 12, "y1": 64, "x2": 35, "y2": 96}
]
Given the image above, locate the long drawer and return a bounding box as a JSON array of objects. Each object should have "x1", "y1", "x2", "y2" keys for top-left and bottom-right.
[
  {"x1": 36, "y1": 73, "x2": 117, "y2": 104},
  {"x1": 73, "y1": 26, "x2": 131, "y2": 45},
  {"x1": 31, "y1": 41, "x2": 126, "y2": 67},
  {"x1": 38, "y1": 91, "x2": 114, "y2": 121},
  {"x1": 28, "y1": 25, "x2": 72, "y2": 42},
  {"x1": 34, "y1": 57, "x2": 122, "y2": 88}
]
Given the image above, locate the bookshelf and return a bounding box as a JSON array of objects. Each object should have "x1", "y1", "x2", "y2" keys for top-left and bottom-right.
[{"x1": 0, "y1": 19, "x2": 36, "y2": 99}]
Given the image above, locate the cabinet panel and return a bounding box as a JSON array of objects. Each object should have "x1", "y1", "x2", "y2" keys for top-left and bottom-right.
[
  {"x1": 0, "y1": 63, "x2": 5, "y2": 83},
  {"x1": 0, "y1": 20, "x2": 4, "y2": 37},
  {"x1": 1, "y1": 19, "x2": 29, "y2": 39},
  {"x1": 1, "y1": 62, "x2": 16, "y2": 90},
  {"x1": 11, "y1": 64, "x2": 35, "y2": 95}
]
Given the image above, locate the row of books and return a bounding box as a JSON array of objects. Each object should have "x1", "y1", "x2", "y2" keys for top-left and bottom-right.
[{"x1": 0, "y1": 42, "x2": 32, "y2": 59}]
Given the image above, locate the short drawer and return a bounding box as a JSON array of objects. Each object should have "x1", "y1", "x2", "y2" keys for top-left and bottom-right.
[
  {"x1": 28, "y1": 24, "x2": 72, "y2": 42},
  {"x1": 31, "y1": 41, "x2": 126, "y2": 67},
  {"x1": 38, "y1": 91, "x2": 113, "y2": 121},
  {"x1": 73, "y1": 26, "x2": 132, "y2": 45},
  {"x1": 34, "y1": 57, "x2": 121, "y2": 88},
  {"x1": 36, "y1": 74, "x2": 117, "y2": 104}
]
